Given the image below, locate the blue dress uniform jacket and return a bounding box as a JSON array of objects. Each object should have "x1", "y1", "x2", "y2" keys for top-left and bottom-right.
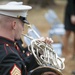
[
  {"x1": 0, "y1": 36, "x2": 27, "y2": 75},
  {"x1": 0, "y1": 36, "x2": 38, "y2": 75}
]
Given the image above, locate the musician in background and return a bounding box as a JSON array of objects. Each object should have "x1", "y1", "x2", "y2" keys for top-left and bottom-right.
[{"x1": 63, "y1": 0, "x2": 75, "y2": 59}]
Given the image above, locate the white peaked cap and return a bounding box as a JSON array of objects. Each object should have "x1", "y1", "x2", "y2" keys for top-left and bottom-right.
[
  {"x1": 0, "y1": 1, "x2": 32, "y2": 18},
  {"x1": 6, "y1": 1, "x2": 23, "y2": 5}
]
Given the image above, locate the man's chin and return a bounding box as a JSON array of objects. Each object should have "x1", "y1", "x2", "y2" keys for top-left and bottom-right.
[{"x1": 15, "y1": 38, "x2": 21, "y2": 41}]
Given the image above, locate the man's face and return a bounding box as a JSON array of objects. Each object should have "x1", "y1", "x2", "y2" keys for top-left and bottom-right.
[{"x1": 14, "y1": 19, "x2": 24, "y2": 40}]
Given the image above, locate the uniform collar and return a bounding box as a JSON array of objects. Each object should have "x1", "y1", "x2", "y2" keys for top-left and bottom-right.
[{"x1": 0, "y1": 36, "x2": 15, "y2": 46}]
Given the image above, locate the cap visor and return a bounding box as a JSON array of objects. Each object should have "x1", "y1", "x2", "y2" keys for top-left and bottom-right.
[{"x1": 23, "y1": 19, "x2": 30, "y2": 24}]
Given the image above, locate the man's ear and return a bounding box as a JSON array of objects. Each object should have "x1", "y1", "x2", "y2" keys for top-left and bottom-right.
[{"x1": 12, "y1": 21, "x2": 17, "y2": 30}]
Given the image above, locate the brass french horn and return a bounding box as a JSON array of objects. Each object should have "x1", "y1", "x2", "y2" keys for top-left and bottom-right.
[{"x1": 22, "y1": 24, "x2": 65, "y2": 75}]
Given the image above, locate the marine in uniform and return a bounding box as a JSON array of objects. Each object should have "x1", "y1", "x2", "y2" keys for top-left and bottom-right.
[
  {"x1": 0, "y1": 1, "x2": 64, "y2": 75},
  {"x1": 0, "y1": 2, "x2": 38, "y2": 75}
]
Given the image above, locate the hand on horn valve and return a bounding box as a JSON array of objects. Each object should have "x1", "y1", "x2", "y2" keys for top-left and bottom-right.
[{"x1": 39, "y1": 37, "x2": 53, "y2": 44}]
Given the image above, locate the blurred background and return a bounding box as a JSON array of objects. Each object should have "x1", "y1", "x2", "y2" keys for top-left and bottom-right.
[{"x1": 0, "y1": 0, "x2": 75, "y2": 75}]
